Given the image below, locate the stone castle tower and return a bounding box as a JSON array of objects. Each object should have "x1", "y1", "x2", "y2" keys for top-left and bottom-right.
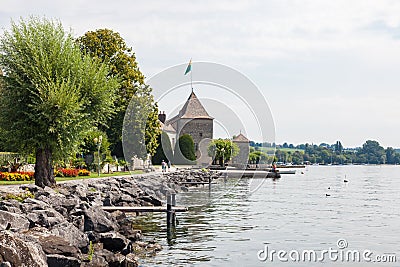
[
  {"x1": 232, "y1": 133, "x2": 250, "y2": 167},
  {"x1": 160, "y1": 91, "x2": 213, "y2": 154}
]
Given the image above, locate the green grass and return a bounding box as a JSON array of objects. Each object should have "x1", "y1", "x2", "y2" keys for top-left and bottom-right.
[{"x1": 0, "y1": 171, "x2": 143, "y2": 185}]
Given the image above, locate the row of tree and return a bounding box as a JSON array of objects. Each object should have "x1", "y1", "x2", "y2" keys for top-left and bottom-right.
[
  {"x1": 0, "y1": 17, "x2": 161, "y2": 187},
  {"x1": 253, "y1": 140, "x2": 400, "y2": 165}
]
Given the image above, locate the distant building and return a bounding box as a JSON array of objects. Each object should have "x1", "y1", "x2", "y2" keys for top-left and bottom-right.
[
  {"x1": 159, "y1": 91, "x2": 214, "y2": 159},
  {"x1": 232, "y1": 132, "x2": 250, "y2": 167}
]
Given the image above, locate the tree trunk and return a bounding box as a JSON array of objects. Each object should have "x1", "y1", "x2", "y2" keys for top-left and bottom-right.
[{"x1": 34, "y1": 147, "x2": 56, "y2": 188}]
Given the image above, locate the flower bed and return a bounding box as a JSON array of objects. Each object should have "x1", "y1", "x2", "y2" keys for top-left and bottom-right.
[
  {"x1": 55, "y1": 168, "x2": 79, "y2": 177},
  {"x1": 78, "y1": 169, "x2": 90, "y2": 176},
  {"x1": 0, "y1": 171, "x2": 34, "y2": 181}
]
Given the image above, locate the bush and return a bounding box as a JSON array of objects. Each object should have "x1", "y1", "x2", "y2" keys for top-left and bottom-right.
[
  {"x1": 78, "y1": 169, "x2": 90, "y2": 176},
  {"x1": 174, "y1": 134, "x2": 196, "y2": 164},
  {"x1": 5, "y1": 190, "x2": 35, "y2": 202},
  {"x1": 56, "y1": 168, "x2": 79, "y2": 177},
  {"x1": 0, "y1": 171, "x2": 34, "y2": 181}
]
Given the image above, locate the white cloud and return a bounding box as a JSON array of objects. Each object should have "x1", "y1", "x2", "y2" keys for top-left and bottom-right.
[{"x1": 2, "y1": 0, "x2": 400, "y2": 146}]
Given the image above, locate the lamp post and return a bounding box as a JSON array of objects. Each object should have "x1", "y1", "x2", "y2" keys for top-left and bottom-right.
[{"x1": 94, "y1": 135, "x2": 102, "y2": 176}]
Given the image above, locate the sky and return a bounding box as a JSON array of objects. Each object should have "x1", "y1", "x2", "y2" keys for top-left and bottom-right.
[{"x1": 1, "y1": 0, "x2": 400, "y2": 147}]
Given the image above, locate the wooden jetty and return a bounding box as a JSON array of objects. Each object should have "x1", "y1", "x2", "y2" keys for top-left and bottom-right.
[
  {"x1": 180, "y1": 181, "x2": 217, "y2": 185},
  {"x1": 102, "y1": 206, "x2": 188, "y2": 213},
  {"x1": 102, "y1": 193, "x2": 184, "y2": 229},
  {"x1": 219, "y1": 169, "x2": 282, "y2": 178}
]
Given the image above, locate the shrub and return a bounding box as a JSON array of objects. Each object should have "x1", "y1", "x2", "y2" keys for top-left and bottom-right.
[
  {"x1": 174, "y1": 134, "x2": 196, "y2": 164},
  {"x1": 56, "y1": 168, "x2": 79, "y2": 177},
  {"x1": 5, "y1": 190, "x2": 35, "y2": 202},
  {"x1": 78, "y1": 169, "x2": 90, "y2": 176}
]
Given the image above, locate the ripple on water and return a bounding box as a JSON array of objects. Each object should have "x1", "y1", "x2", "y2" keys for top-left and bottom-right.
[{"x1": 137, "y1": 166, "x2": 400, "y2": 266}]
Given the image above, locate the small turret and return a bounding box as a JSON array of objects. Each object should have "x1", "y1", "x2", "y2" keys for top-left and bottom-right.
[{"x1": 158, "y1": 111, "x2": 166, "y2": 123}]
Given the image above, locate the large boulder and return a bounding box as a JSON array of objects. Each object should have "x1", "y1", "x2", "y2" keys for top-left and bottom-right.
[
  {"x1": 50, "y1": 222, "x2": 89, "y2": 251},
  {"x1": 26, "y1": 208, "x2": 65, "y2": 228},
  {"x1": 99, "y1": 232, "x2": 129, "y2": 252},
  {"x1": 25, "y1": 227, "x2": 81, "y2": 258},
  {"x1": 0, "y1": 210, "x2": 30, "y2": 231},
  {"x1": 0, "y1": 199, "x2": 22, "y2": 214},
  {"x1": 0, "y1": 231, "x2": 47, "y2": 267},
  {"x1": 123, "y1": 253, "x2": 139, "y2": 267},
  {"x1": 46, "y1": 254, "x2": 81, "y2": 267},
  {"x1": 83, "y1": 206, "x2": 118, "y2": 233}
]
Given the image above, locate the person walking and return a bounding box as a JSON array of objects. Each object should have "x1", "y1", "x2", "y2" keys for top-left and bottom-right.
[
  {"x1": 161, "y1": 160, "x2": 167, "y2": 173},
  {"x1": 167, "y1": 160, "x2": 171, "y2": 172}
]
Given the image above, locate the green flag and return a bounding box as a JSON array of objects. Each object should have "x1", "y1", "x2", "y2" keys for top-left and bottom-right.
[{"x1": 184, "y1": 59, "x2": 192, "y2": 75}]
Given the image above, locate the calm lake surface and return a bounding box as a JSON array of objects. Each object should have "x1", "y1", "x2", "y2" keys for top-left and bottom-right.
[{"x1": 134, "y1": 165, "x2": 400, "y2": 266}]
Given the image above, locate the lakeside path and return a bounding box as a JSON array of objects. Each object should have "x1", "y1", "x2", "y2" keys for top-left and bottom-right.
[{"x1": 0, "y1": 169, "x2": 219, "y2": 266}]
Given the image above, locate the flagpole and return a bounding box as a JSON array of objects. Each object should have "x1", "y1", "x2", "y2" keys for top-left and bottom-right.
[{"x1": 190, "y1": 66, "x2": 193, "y2": 92}]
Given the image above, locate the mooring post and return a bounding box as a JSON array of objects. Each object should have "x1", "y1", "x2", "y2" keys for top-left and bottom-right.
[
  {"x1": 208, "y1": 176, "x2": 212, "y2": 190},
  {"x1": 171, "y1": 193, "x2": 176, "y2": 224},
  {"x1": 167, "y1": 194, "x2": 172, "y2": 228},
  {"x1": 224, "y1": 171, "x2": 227, "y2": 183}
]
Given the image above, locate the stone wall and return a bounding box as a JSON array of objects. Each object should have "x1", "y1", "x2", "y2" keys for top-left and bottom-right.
[
  {"x1": 178, "y1": 118, "x2": 213, "y2": 152},
  {"x1": 232, "y1": 141, "x2": 250, "y2": 168}
]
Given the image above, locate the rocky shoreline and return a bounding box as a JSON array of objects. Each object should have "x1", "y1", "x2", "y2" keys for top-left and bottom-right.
[{"x1": 0, "y1": 170, "x2": 220, "y2": 267}]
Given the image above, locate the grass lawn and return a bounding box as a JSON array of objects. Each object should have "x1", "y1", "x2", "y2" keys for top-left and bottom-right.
[{"x1": 0, "y1": 171, "x2": 143, "y2": 185}]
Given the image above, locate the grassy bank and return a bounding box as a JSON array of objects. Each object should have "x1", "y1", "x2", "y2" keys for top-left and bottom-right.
[{"x1": 0, "y1": 171, "x2": 143, "y2": 185}]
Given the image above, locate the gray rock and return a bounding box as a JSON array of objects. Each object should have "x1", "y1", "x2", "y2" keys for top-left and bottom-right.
[
  {"x1": 95, "y1": 249, "x2": 125, "y2": 267},
  {"x1": 70, "y1": 214, "x2": 85, "y2": 232},
  {"x1": 123, "y1": 253, "x2": 139, "y2": 267},
  {"x1": 29, "y1": 209, "x2": 65, "y2": 228},
  {"x1": 0, "y1": 231, "x2": 47, "y2": 267},
  {"x1": 50, "y1": 222, "x2": 89, "y2": 250},
  {"x1": 47, "y1": 254, "x2": 81, "y2": 267},
  {"x1": 0, "y1": 210, "x2": 30, "y2": 231},
  {"x1": 82, "y1": 254, "x2": 108, "y2": 266},
  {"x1": 20, "y1": 184, "x2": 41, "y2": 193},
  {"x1": 99, "y1": 232, "x2": 129, "y2": 252},
  {"x1": 0, "y1": 200, "x2": 22, "y2": 214},
  {"x1": 83, "y1": 206, "x2": 118, "y2": 233}
]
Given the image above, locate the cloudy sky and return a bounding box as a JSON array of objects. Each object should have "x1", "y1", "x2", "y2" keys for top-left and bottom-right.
[{"x1": 2, "y1": 0, "x2": 400, "y2": 147}]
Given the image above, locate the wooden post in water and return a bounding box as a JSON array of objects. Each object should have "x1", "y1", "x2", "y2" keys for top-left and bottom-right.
[
  {"x1": 171, "y1": 193, "x2": 176, "y2": 224},
  {"x1": 166, "y1": 194, "x2": 172, "y2": 227},
  {"x1": 208, "y1": 176, "x2": 212, "y2": 190}
]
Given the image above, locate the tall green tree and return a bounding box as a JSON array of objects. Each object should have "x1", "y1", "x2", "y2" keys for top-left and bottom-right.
[
  {"x1": 0, "y1": 17, "x2": 118, "y2": 187},
  {"x1": 208, "y1": 139, "x2": 239, "y2": 166},
  {"x1": 152, "y1": 131, "x2": 173, "y2": 165},
  {"x1": 77, "y1": 29, "x2": 160, "y2": 158}
]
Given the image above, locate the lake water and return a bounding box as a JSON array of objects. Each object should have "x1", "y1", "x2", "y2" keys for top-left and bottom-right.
[{"x1": 134, "y1": 166, "x2": 400, "y2": 266}]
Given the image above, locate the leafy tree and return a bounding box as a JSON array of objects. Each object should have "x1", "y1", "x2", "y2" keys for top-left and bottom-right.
[
  {"x1": 80, "y1": 129, "x2": 111, "y2": 155},
  {"x1": 385, "y1": 147, "x2": 396, "y2": 164},
  {"x1": 335, "y1": 141, "x2": 343, "y2": 153},
  {"x1": 174, "y1": 134, "x2": 196, "y2": 164},
  {"x1": 122, "y1": 87, "x2": 160, "y2": 166},
  {"x1": 358, "y1": 140, "x2": 385, "y2": 164},
  {"x1": 152, "y1": 131, "x2": 173, "y2": 165},
  {"x1": 208, "y1": 138, "x2": 239, "y2": 166},
  {"x1": 77, "y1": 29, "x2": 160, "y2": 158},
  {"x1": 0, "y1": 17, "x2": 118, "y2": 187}
]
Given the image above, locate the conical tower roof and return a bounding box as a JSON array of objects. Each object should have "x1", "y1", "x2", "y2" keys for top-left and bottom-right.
[
  {"x1": 178, "y1": 91, "x2": 213, "y2": 119},
  {"x1": 233, "y1": 133, "x2": 249, "y2": 142}
]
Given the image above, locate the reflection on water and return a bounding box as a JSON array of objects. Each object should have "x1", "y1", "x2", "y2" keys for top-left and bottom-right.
[{"x1": 132, "y1": 166, "x2": 400, "y2": 266}]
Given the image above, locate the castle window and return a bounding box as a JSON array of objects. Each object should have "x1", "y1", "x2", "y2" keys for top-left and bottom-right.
[{"x1": 199, "y1": 132, "x2": 203, "y2": 137}]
